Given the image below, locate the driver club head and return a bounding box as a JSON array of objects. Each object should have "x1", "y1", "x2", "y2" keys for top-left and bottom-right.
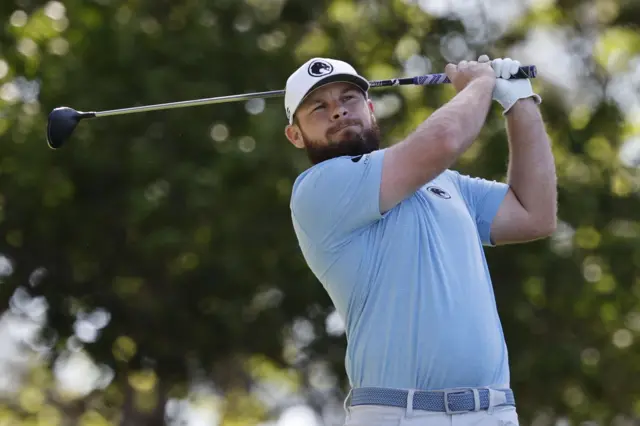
[{"x1": 47, "y1": 107, "x2": 95, "y2": 149}]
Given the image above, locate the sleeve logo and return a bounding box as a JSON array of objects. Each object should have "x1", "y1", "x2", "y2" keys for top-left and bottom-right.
[{"x1": 426, "y1": 186, "x2": 451, "y2": 199}]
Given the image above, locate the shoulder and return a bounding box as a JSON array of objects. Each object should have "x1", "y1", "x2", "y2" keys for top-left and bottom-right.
[
  {"x1": 289, "y1": 156, "x2": 352, "y2": 213},
  {"x1": 292, "y1": 157, "x2": 343, "y2": 202},
  {"x1": 422, "y1": 169, "x2": 460, "y2": 190},
  {"x1": 437, "y1": 169, "x2": 479, "y2": 191},
  {"x1": 439, "y1": 169, "x2": 462, "y2": 182}
]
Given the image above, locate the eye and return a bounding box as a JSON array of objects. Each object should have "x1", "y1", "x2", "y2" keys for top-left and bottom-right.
[{"x1": 312, "y1": 104, "x2": 325, "y2": 112}]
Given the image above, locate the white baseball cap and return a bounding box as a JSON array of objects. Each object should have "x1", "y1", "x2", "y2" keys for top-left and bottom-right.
[{"x1": 284, "y1": 57, "x2": 370, "y2": 124}]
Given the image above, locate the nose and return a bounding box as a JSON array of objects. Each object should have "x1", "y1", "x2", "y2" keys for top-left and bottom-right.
[{"x1": 331, "y1": 106, "x2": 348, "y2": 121}]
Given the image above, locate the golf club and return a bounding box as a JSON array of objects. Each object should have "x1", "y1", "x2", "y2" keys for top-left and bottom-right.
[{"x1": 46, "y1": 65, "x2": 537, "y2": 149}]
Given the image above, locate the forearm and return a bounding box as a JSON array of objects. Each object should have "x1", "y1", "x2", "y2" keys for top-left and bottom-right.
[
  {"x1": 420, "y1": 76, "x2": 496, "y2": 154},
  {"x1": 390, "y1": 76, "x2": 495, "y2": 175},
  {"x1": 506, "y1": 98, "x2": 557, "y2": 227}
]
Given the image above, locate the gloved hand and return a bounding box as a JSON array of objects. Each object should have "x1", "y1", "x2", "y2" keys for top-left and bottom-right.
[{"x1": 478, "y1": 55, "x2": 541, "y2": 114}]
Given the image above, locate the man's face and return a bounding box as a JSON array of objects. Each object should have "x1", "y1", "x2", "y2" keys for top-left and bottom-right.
[{"x1": 285, "y1": 82, "x2": 381, "y2": 165}]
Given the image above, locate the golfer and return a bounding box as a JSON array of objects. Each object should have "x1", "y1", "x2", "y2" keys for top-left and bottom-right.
[{"x1": 284, "y1": 55, "x2": 557, "y2": 426}]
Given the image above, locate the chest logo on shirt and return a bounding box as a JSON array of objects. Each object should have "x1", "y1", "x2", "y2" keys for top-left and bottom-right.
[{"x1": 426, "y1": 186, "x2": 451, "y2": 199}]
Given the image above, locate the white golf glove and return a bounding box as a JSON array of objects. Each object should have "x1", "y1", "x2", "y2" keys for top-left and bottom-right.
[{"x1": 478, "y1": 55, "x2": 541, "y2": 114}]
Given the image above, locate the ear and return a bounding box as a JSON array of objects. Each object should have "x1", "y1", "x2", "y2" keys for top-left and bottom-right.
[
  {"x1": 285, "y1": 124, "x2": 305, "y2": 149},
  {"x1": 367, "y1": 99, "x2": 377, "y2": 123}
]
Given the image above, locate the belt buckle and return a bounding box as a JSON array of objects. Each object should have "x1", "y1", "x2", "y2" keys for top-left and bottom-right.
[{"x1": 444, "y1": 389, "x2": 473, "y2": 415}]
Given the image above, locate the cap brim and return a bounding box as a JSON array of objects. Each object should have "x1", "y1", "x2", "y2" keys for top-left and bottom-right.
[{"x1": 306, "y1": 73, "x2": 370, "y2": 95}]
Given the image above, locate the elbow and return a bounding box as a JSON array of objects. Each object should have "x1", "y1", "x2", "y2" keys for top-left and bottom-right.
[
  {"x1": 541, "y1": 219, "x2": 557, "y2": 238},
  {"x1": 531, "y1": 215, "x2": 557, "y2": 239},
  {"x1": 540, "y1": 203, "x2": 558, "y2": 237}
]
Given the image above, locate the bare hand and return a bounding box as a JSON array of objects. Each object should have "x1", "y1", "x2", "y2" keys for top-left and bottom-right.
[{"x1": 445, "y1": 60, "x2": 495, "y2": 93}]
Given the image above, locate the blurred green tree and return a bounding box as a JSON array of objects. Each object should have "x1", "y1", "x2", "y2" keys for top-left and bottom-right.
[{"x1": 0, "y1": 0, "x2": 639, "y2": 424}]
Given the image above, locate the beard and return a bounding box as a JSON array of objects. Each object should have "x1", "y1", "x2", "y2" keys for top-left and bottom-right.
[{"x1": 300, "y1": 119, "x2": 381, "y2": 165}]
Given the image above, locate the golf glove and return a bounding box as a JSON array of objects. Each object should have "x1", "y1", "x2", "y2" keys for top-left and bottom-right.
[{"x1": 478, "y1": 55, "x2": 541, "y2": 114}]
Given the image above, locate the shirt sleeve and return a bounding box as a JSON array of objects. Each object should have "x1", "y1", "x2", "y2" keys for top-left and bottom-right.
[
  {"x1": 290, "y1": 149, "x2": 385, "y2": 249},
  {"x1": 451, "y1": 171, "x2": 510, "y2": 246}
]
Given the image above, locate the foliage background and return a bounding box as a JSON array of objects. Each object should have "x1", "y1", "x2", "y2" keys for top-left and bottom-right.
[{"x1": 0, "y1": 0, "x2": 639, "y2": 424}]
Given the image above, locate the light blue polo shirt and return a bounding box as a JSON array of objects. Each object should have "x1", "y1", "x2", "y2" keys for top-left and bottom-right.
[{"x1": 290, "y1": 148, "x2": 511, "y2": 391}]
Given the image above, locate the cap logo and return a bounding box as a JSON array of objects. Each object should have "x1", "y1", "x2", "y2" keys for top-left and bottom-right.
[{"x1": 308, "y1": 60, "x2": 333, "y2": 77}]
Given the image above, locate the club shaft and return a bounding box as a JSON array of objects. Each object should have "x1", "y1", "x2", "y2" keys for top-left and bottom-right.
[
  {"x1": 93, "y1": 65, "x2": 536, "y2": 118},
  {"x1": 95, "y1": 90, "x2": 286, "y2": 118}
]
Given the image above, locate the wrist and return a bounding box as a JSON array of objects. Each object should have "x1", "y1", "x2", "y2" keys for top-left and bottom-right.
[
  {"x1": 472, "y1": 75, "x2": 497, "y2": 88},
  {"x1": 505, "y1": 96, "x2": 540, "y2": 115}
]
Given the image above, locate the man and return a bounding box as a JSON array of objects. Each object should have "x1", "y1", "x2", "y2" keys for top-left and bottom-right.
[{"x1": 283, "y1": 55, "x2": 557, "y2": 426}]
